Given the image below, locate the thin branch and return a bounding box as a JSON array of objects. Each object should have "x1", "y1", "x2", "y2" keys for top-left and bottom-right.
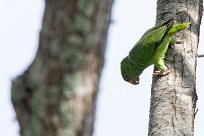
[
  {"x1": 194, "y1": 108, "x2": 199, "y2": 118},
  {"x1": 198, "y1": 54, "x2": 204, "y2": 58}
]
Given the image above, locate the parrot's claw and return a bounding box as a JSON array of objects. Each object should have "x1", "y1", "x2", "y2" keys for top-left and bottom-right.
[
  {"x1": 170, "y1": 44, "x2": 175, "y2": 49},
  {"x1": 152, "y1": 70, "x2": 171, "y2": 76}
]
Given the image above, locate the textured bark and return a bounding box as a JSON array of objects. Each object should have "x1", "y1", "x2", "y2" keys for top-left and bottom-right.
[
  {"x1": 148, "y1": 0, "x2": 203, "y2": 136},
  {"x1": 11, "y1": 0, "x2": 113, "y2": 136}
]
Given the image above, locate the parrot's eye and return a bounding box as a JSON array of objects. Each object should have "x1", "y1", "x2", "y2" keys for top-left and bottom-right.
[{"x1": 123, "y1": 75, "x2": 129, "y2": 81}]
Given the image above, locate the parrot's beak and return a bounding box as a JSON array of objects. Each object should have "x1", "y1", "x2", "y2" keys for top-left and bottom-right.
[{"x1": 129, "y1": 79, "x2": 139, "y2": 85}]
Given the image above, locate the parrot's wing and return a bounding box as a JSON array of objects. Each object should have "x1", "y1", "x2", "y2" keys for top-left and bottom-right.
[
  {"x1": 128, "y1": 19, "x2": 175, "y2": 65},
  {"x1": 128, "y1": 26, "x2": 167, "y2": 64}
]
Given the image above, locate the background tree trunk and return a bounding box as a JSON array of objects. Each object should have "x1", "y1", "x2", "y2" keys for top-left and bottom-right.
[
  {"x1": 148, "y1": 0, "x2": 203, "y2": 135},
  {"x1": 11, "y1": 0, "x2": 113, "y2": 136}
]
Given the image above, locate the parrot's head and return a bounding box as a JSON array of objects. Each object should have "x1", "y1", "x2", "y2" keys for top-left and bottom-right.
[{"x1": 120, "y1": 57, "x2": 140, "y2": 85}]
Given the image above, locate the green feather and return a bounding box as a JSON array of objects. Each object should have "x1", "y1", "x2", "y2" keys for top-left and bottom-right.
[{"x1": 120, "y1": 20, "x2": 190, "y2": 85}]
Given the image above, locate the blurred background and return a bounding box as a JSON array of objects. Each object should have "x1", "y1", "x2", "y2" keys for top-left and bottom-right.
[{"x1": 0, "y1": 0, "x2": 204, "y2": 136}]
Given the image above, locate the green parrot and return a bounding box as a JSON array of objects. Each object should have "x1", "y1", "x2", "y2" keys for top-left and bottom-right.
[{"x1": 120, "y1": 19, "x2": 190, "y2": 85}]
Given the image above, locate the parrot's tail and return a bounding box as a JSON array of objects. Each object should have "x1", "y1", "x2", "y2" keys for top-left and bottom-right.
[
  {"x1": 156, "y1": 19, "x2": 175, "y2": 46},
  {"x1": 163, "y1": 19, "x2": 175, "y2": 28},
  {"x1": 168, "y1": 22, "x2": 190, "y2": 34},
  {"x1": 163, "y1": 19, "x2": 175, "y2": 35}
]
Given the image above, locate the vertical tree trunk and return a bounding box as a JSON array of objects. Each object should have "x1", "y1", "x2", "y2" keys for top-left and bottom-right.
[
  {"x1": 11, "y1": 0, "x2": 113, "y2": 136},
  {"x1": 148, "y1": 0, "x2": 203, "y2": 135}
]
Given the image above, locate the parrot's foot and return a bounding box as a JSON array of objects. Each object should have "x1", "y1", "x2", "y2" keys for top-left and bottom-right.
[
  {"x1": 170, "y1": 44, "x2": 175, "y2": 49},
  {"x1": 152, "y1": 70, "x2": 171, "y2": 76}
]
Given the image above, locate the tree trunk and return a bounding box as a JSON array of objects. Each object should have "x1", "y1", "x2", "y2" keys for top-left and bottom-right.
[
  {"x1": 11, "y1": 0, "x2": 113, "y2": 136},
  {"x1": 148, "y1": 0, "x2": 203, "y2": 135}
]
